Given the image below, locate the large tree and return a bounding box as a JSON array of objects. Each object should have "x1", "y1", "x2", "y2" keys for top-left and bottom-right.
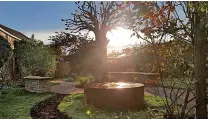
[{"x1": 62, "y1": 1, "x2": 132, "y2": 81}]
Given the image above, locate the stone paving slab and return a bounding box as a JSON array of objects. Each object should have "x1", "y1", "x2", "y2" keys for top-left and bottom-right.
[
  {"x1": 50, "y1": 79, "x2": 64, "y2": 84},
  {"x1": 50, "y1": 82, "x2": 75, "y2": 94}
]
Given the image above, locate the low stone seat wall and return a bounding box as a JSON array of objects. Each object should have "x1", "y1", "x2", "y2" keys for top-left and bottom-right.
[
  {"x1": 108, "y1": 72, "x2": 159, "y2": 83},
  {"x1": 24, "y1": 76, "x2": 52, "y2": 93}
]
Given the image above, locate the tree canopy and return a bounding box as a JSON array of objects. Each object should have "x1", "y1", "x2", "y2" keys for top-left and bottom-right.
[{"x1": 62, "y1": 1, "x2": 132, "y2": 34}]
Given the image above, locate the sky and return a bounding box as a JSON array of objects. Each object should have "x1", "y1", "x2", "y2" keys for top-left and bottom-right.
[
  {"x1": 0, "y1": 2, "x2": 75, "y2": 43},
  {"x1": 0, "y1": 1, "x2": 140, "y2": 53}
]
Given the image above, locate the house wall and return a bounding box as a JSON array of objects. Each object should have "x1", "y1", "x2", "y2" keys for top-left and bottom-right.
[{"x1": 7, "y1": 36, "x2": 15, "y2": 49}]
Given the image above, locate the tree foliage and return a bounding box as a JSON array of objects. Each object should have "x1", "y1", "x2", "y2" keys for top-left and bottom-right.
[
  {"x1": 131, "y1": 44, "x2": 157, "y2": 73},
  {"x1": 107, "y1": 50, "x2": 120, "y2": 57},
  {"x1": 49, "y1": 32, "x2": 96, "y2": 75},
  {"x1": 0, "y1": 36, "x2": 13, "y2": 86},
  {"x1": 127, "y1": 1, "x2": 208, "y2": 118},
  {"x1": 0, "y1": 36, "x2": 12, "y2": 68},
  {"x1": 16, "y1": 40, "x2": 56, "y2": 77},
  {"x1": 49, "y1": 32, "x2": 94, "y2": 56}
]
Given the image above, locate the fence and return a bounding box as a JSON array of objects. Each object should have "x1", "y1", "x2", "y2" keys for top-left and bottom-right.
[{"x1": 55, "y1": 62, "x2": 71, "y2": 78}]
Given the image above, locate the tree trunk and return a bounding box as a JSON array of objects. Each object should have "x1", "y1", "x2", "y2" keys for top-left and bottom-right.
[
  {"x1": 94, "y1": 30, "x2": 108, "y2": 82},
  {"x1": 14, "y1": 43, "x2": 22, "y2": 81},
  {"x1": 11, "y1": 49, "x2": 17, "y2": 81},
  {"x1": 194, "y1": 12, "x2": 207, "y2": 119}
]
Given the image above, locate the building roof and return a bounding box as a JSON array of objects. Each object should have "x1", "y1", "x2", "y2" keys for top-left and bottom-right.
[{"x1": 0, "y1": 24, "x2": 30, "y2": 41}]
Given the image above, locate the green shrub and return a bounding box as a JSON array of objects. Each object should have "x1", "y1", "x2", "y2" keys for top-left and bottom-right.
[
  {"x1": 64, "y1": 77, "x2": 74, "y2": 82},
  {"x1": 75, "y1": 75, "x2": 95, "y2": 87},
  {"x1": 0, "y1": 36, "x2": 12, "y2": 68},
  {"x1": 17, "y1": 41, "x2": 56, "y2": 77},
  {"x1": 76, "y1": 76, "x2": 89, "y2": 87}
]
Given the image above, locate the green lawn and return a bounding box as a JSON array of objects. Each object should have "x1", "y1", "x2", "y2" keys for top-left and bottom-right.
[
  {"x1": 59, "y1": 93, "x2": 166, "y2": 119},
  {"x1": 0, "y1": 87, "x2": 54, "y2": 119}
]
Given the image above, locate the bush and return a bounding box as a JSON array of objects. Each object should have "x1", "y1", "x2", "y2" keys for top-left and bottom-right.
[
  {"x1": 64, "y1": 77, "x2": 74, "y2": 82},
  {"x1": 0, "y1": 36, "x2": 12, "y2": 68},
  {"x1": 75, "y1": 75, "x2": 94, "y2": 87},
  {"x1": 17, "y1": 41, "x2": 56, "y2": 77},
  {"x1": 76, "y1": 77, "x2": 89, "y2": 87}
]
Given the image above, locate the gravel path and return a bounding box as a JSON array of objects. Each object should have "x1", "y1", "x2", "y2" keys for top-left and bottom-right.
[{"x1": 30, "y1": 94, "x2": 69, "y2": 119}]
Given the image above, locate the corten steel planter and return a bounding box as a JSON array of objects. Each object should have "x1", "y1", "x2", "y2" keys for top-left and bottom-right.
[{"x1": 84, "y1": 82, "x2": 144, "y2": 111}]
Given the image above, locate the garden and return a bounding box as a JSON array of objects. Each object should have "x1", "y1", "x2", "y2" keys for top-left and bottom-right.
[{"x1": 0, "y1": 1, "x2": 208, "y2": 119}]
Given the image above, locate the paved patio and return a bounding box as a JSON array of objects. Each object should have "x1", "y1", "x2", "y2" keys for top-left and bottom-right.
[{"x1": 50, "y1": 81, "x2": 83, "y2": 94}]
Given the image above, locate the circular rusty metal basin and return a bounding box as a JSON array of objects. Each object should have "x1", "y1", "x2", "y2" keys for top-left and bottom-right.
[{"x1": 84, "y1": 82, "x2": 144, "y2": 111}]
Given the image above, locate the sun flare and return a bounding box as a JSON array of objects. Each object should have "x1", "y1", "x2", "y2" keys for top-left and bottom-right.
[
  {"x1": 87, "y1": 27, "x2": 140, "y2": 53},
  {"x1": 107, "y1": 27, "x2": 138, "y2": 48}
]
